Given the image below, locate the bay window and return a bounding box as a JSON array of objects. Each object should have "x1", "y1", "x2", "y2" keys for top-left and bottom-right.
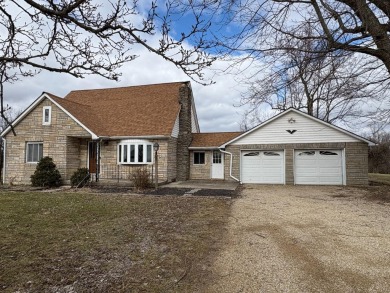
[{"x1": 118, "y1": 140, "x2": 153, "y2": 164}]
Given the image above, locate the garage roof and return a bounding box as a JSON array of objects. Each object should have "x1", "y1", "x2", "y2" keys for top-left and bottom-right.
[{"x1": 190, "y1": 132, "x2": 242, "y2": 149}]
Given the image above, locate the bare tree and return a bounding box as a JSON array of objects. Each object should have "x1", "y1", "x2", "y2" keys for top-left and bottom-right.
[
  {"x1": 173, "y1": 0, "x2": 390, "y2": 127},
  {"x1": 0, "y1": 0, "x2": 216, "y2": 130},
  {"x1": 195, "y1": 0, "x2": 390, "y2": 75},
  {"x1": 0, "y1": 106, "x2": 22, "y2": 182},
  {"x1": 367, "y1": 129, "x2": 390, "y2": 174},
  {"x1": 239, "y1": 35, "x2": 384, "y2": 127}
]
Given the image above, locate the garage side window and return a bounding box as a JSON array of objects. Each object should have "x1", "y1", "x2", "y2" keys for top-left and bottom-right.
[
  {"x1": 26, "y1": 142, "x2": 43, "y2": 163},
  {"x1": 194, "y1": 152, "x2": 205, "y2": 164}
]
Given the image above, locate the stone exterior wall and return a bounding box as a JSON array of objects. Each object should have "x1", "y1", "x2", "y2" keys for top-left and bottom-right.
[
  {"x1": 345, "y1": 142, "x2": 368, "y2": 185},
  {"x1": 3, "y1": 98, "x2": 91, "y2": 184},
  {"x1": 225, "y1": 142, "x2": 369, "y2": 185},
  {"x1": 98, "y1": 139, "x2": 174, "y2": 184},
  {"x1": 189, "y1": 150, "x2": 212, "y2": 180},
  {"x1": 167, "y1": 138, "x2": 177, "y2": 182},
  {"x1": 176, "y1": 83, "x2": 193, "y2": 181}
]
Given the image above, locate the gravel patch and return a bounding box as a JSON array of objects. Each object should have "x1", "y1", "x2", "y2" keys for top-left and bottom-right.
[{"x1": 207, "y1": 185, "x2": 390, "y2": 293}]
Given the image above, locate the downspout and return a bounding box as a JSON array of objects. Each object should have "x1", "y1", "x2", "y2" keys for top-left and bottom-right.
[
  {"x1": 219, "y1": 148, "x2": 241, "y2": 183},
  {"x1": 2, "y1": 138, "x2": 5, "y2": 185}
]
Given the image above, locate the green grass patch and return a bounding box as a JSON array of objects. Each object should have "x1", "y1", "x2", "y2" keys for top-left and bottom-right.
[
  {"x1": 369, "y1": 173, "x2": 390, "y2": 185},
  {"x1": 0, "y1": 191, "x2": 231, "y2": 292}
]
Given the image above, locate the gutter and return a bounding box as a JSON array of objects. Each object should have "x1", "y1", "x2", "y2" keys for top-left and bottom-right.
[
  {"x1": 104, "y1": 135, "x2": 169, "y2": 140},
  {"x1": 219, "y1": 148, "x2": 241, "y2": 183}
]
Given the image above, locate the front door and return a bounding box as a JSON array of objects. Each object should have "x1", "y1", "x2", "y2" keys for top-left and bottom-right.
[
  {"x1": 88, "y1": 141, "x2": 98, "y2": 174},
  {"x1": 211, "y1": 150, "x2": 224, "y2": 179}
]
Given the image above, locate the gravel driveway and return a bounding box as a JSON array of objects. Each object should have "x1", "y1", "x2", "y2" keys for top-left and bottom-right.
[{"x1": 207, "y1": 185, "x2": 390, "y2": 293}]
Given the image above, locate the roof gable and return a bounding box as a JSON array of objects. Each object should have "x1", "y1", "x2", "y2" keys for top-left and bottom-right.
[
  {"x1": 222, "y1": 108, "x2": 374, "y2": 147},
  {"x1": 1, "y1": 93, "x2": 98, "y2": 138}
]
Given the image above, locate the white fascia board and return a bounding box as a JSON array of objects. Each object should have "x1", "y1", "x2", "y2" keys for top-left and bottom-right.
[
  {"x1": 1, "y1": 93, "x2": 98, "y2": 139},
  {"x1": 219, "y1": 108, "x2": 375, "y2": 147},
  {"x1": 107, "y1": 135, "x2": 169, "y2": 140},
  {"x1": 188, "y1": 147, "x2": 219, "y2": 150},
  {"x1": 191, "y1": 96, "x2": 200, "y2": 133}
]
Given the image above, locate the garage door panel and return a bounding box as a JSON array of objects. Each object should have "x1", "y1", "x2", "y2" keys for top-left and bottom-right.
[
  {"x1": 295, "y1": 150, "x2": 343, "y2": 185},
  {"x1": 241, "y1": 151, "x2": 284, "y2": 184}
]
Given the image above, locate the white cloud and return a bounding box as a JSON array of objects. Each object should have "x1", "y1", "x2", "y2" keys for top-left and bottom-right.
[{"x1": 4, "y1": 47, "x2": 250, "y2": 132}]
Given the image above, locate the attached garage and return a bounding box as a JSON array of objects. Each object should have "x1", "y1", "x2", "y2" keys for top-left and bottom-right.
[
  {"x1": 241, "y1": 150, "x2": 284, "y2": 184},
  {"x1": 220, "y1": 108, "x2": 374, "y2": 186},
  {"x1": 294, "y1": 150, "x2": 343, "y2": 185}
]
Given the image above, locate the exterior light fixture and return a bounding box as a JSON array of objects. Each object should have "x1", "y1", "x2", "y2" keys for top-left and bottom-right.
[{"x1": 288, "y1": 118, "x2": 296, "y2": 124}]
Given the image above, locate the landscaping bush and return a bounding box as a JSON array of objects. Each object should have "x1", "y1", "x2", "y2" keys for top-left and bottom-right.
[
  {"x1": 31, "y1": 156, "x2": 62, "y2": 187},
  {"x1": 70, "y1": 168, "x2": 90, "y2": 188},
  {"x1": 131, "y1": 168, "x2": 151, "y2": 190}
]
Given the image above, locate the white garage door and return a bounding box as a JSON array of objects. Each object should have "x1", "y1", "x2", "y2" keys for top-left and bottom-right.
[
  {"x1": 241, "y1": 151, "x2": 284, "y2": 184},
  {"x1": 295, "y1": 150, "x2": 343, "y2": 185}
]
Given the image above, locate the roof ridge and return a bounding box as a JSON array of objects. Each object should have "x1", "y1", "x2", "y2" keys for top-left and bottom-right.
[
  {"x1": 51, "y1": 95, "x2": 91, "y2": 107},
  {"x1": 66, "y1": 81, "x2": 190, "y2": 94}
]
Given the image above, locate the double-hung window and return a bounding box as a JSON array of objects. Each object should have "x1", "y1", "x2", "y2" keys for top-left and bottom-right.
[
  {"x1": 26, "y1": 142, "x2": 43, "y2": 163},
  {"x1": 118, "y1": 140, "x2": 153, "y2": 164}
]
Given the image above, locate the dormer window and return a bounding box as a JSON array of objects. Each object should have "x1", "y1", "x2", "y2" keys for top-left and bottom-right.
[{"x1": 43, "y1": 106, "x2": 51, "y2": 125}]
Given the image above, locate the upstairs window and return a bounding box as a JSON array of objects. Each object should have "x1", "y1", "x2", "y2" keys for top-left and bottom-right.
[
  {"x1": 26, "y1": 142, "x2": 43, "y2": 163},
  {"x1": 42, "y1": 106, "x2": 51, "y2": 125},
  {"x1": 194, "y1": 152, "x2": 205, "y2": 164},
  {"x1": 118, "y1": 140, "x2": 153, "y2": 164}
]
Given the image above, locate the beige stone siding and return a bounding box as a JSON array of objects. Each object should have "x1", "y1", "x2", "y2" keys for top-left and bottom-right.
[
  {"x1": 98, "y1": 139, "x2": 175, "y2": 184},
  {"x1": 225, "y1": 142, "x2": 368, "y2": 185},
  {"x1": 189, "y1": 150, "x2": 212, "y2": 180},
  {"x1": 345, "y1": 142, "x2": 368, "y2": 185},
  {"x1": 4, "y1": 98, "x2": 91, "y2": 184}
]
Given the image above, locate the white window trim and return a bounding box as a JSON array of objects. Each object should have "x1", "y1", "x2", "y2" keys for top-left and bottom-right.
[
  {"x1": 117, "y1": 140, "x2": 153, "y2": 165},
  {"x1": 42, "y1": 106, "x2": 52, "y2": 125},
  {"x1": 26, "y1": 142, "x2": 43, "y2": 163}
]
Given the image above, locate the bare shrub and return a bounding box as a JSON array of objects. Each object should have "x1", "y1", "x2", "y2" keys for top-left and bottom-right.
[{"x1": 131, "y1": 168, "x2": 151, "y2": 190}]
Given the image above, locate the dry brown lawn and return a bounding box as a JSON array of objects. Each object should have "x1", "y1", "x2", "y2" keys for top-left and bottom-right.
[{"x1": 0, "y1": 190, "x2": 231, "y2": 293}]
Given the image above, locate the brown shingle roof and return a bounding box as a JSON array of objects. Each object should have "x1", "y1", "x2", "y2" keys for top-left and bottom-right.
[
  {"x1": 55, "y1": 82, "x2": 186, "y2": 136},
  {"x1": 191, "y1": 132, "x2": 242, "y2": 148}
]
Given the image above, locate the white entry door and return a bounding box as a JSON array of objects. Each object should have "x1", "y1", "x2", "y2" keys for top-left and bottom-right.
[
  {"x1": 294, "y1": 150, "x2": 343, "y2": 185},
  {"x1": 211, "y1": 150, "x2": 224, "y2": 179}
]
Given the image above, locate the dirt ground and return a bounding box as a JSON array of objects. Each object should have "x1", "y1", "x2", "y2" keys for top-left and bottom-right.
[{"x1": 207, "y1": 185, "x2": 390, "y2": 293}]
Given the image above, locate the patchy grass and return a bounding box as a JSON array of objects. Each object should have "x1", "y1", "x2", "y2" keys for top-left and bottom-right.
[
  {"x1": 369, "y1": 173, "x2": 390, "y2": 186},
  {"x1": 0, "y1": 191, "x2": 231, "y2": 292}
]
